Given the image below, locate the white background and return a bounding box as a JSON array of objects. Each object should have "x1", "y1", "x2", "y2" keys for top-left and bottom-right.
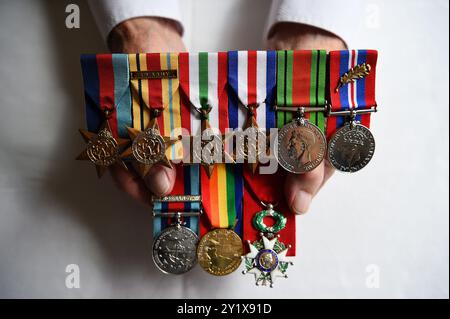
[{"x1": 0, "y1": 0, "x2": 448, "y2": 298}]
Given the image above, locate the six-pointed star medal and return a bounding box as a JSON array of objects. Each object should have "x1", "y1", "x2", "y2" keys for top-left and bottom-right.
[
  {"x1": 120, "y1": 118, "x2": 178, "y2": 178},
  {"x1": 237, "y1": 115, "x2": 268, "y2": 174},
  {"x1": 242, "y1": 234, "x2": 294, "y2": 287},
  {"x1": 76, "y1": 121, "x2": 129, "y2": 178},
  {"x1": 191, "y1": 123, "x2": 235, "y2": 178}
]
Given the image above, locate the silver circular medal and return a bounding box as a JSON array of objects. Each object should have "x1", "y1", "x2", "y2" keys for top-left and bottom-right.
[
  {"x1": 152, "y1": 225, "x2": 199, "y2": 275},
  {"x1": 327, "y1": 123, "x2": 375, "y2": 173},
  {"x1": 277, "y1": 120, "x2": 326, "y2": 174},
  {"x1": 132, "y1": 128, "x2": 165, "y2": 165}
]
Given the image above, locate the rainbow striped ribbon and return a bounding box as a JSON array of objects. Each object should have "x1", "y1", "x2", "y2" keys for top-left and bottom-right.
[
  {"x1": 128, "y1": 53, "x2": 183, "y2": 160},
  {"x1": 179, "y1": 52, "x2": 243, "y2": 232},
  {"x1": 276, "y1": 50, "x2": 327, "y2": 130},
  {"x1": 228, "y1": 50, "x2": 277, "y2": 131},
  {"x1": 80, "y1": 54, "x2": 132, "y2": 138}
]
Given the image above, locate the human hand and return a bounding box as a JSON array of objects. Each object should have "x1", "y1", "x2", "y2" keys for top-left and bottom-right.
[
  {"x1": 108, "y1": 17, "x2": 185, "y2": 205},
  {"x1": 266, "y1": 22, "x2": 347, "y2": 214}
]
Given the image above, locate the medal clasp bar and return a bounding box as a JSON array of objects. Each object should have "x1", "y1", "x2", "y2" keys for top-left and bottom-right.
[
  {"x1": 327, "y1": 105, "x2": 378, "y2": 117},
  {"x1": 151, "y1": 195, "x2": 201, "y2": 203},
  {"x1": 273, "y1": 105, "x2": 327, "y2": 113}
]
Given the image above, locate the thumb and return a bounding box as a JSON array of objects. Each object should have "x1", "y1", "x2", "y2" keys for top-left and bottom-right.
[
  {"x1": 284, "y1": 162, "x2": 325, "y2": 214},
  {"x1": 144, "y1": 165, "x2": 176, "y2": 196}
]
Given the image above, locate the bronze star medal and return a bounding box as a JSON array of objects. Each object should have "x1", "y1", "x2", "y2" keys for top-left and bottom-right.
[
  {"x1": 76, "y1": 121, "x2": 129, "y2": 178},
  {"x1": 192, "y1": 106, "x2": 234, "y2": 177},
  {"x1": 120, "y1": 116, "x2": 178, "y2": 178},
  {"x1": 236, "y1": 104, "x2": 267, "y2": 174}
]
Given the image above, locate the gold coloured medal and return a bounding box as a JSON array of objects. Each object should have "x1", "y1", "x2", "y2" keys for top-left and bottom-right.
[{"x1": 197, "y1": 228, "x2": 243, "y2": 276}]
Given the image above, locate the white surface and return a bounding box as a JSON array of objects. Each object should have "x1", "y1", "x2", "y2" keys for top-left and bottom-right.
[{"x1": 0, "y1": 0, "x2": 448, "y2": 298}]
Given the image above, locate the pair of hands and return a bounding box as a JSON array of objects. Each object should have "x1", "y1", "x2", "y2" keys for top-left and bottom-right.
[{"x1": 108, "y1": 17, "x2": 346, "y2": 214}]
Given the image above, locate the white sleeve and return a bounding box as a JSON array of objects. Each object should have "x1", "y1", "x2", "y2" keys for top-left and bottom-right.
[
  {"x1": 88, "y1": 0, "x2": 184, "y2": 41},
  {"x1": 266, "y1": 0, "x2": 367, "y2": 45}
]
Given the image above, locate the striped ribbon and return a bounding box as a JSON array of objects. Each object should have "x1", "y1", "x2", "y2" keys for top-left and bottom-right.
[
  {"x1": 179, "y1": 52, "x2": 243, "y2": 233},
  {"x1": 179, "y1": 52, "x2": 228, "y2": 136},
  {"x1": 276, "y1": 50, "x2": 327, "y2": 130},
  {"x1": 128, "y1": 53, "x2": 183, "y2": 160},
  {"x1": 228, "y1": 50, "x2": 277, "y2": 130},
  {"x1": 152, "y1": 165, "x2": 201, "y2": 238},
  {"x1": 80, "y1": 54, "x2": 132, "y2": 138},
  {"x1": 327, "y1": 50, "x2": 378, "y2": 138}
]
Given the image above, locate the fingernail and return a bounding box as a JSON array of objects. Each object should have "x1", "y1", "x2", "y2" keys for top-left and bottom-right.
[
  {"x1": 292, "y1": 191, "x2": 312, "y2": 214},
  {"x1": 146, "y1": 169, "x2": 170, "y2": 196}
]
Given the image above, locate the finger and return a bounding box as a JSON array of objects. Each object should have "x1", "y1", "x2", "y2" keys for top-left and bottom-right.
[
  {"x1": 109, "y1": 164, "x2": 151, "y2": 206},
  {"x1": 284, "y1": 162, "x2": 326, "y2": 215},
  {"x1": 320, "y1": 160, "x2": 335, "y2": 189},
  {"x1": 143, "y1": 165, "x2": 176, "y2": 197}
]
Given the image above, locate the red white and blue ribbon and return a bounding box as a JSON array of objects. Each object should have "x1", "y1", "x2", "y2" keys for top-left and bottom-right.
[
  {"x1": 327, "y1": 50, "x2": 378, "y2": 138},
  {"x1": 228, "y1": 50, "x2": 277, "y2": 131}
]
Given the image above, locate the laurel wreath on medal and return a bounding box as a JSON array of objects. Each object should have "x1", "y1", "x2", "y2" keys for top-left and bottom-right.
[{"x1": 335, "y1": 63, "x2": 371, "y2": 92}]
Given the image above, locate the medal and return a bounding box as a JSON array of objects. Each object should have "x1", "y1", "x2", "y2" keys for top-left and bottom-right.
[
  {"x1": 152, "y1": 212, "x2": 199, "y2": 275},
  {"x1": 228, "y1": 50, "x2": 277, "y2": 172},
  {"x1": 327, "y1": 114, "x2": 376, "y2": 172},
  {"x1": 152, "y1": 165, "x2": 201, "y2": 274},
  {"x1": 196, "y1": 162, "x2": 244, "y2": 276},
  {"x1": 242, "y1": 234, "x2": 293, "y2": 287},
  {"x1": 179, "y1": 52, "x2": 234, "y2": 176},
  {"x1": 277, "y1": 108, "x2": 326, "y2": 174},
  {"x1": 326, "y1": 50, "x2": 378, "y2": 173},
  {"x1": 241, "y1": 170, "x2": 295, "y2": 286},
  {"x1": 122, "y1": 53, "x2": 184, "y2": 177},
  {"x1": 77, "y1": 119, "x2": 129, "y2": 177},
  {"x1": 275, "y1": 50, "x2": 328, "y2": 174},
  {"x1": 197, "y1": 228, "x2": 243, "y2": 276},
  {"x1": 78, "y1": 54, "x2": 132, "y2": 177}
]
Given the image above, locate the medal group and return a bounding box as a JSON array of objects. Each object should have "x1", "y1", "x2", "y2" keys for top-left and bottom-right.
[{"x1": 78, "y1": 50, "x2": 378, "y2": 287}]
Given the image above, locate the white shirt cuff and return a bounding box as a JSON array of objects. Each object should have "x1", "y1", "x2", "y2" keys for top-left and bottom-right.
[
  {"x1": 266, "y1": 0, "x2": 367, "y2": 46},
  {"x1": 88, "y1": 0, "x2": 184, "y2": 41}
]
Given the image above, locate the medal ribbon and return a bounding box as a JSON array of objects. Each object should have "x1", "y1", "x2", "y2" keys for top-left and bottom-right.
[
  {"x1": 228, "y1": 50, "x2": 277, "y2": 130},
  {"x1": 179, "y1": 52, "x2": 243, "y2": 233},
  {"x1": 80, "y1": 54, "x2": 132, "y2": 138},
  {"x1": 152, "y1": 165, "x2": 200, "y2": 237},
  {"x1": 276, "y1": 50, "x2": 327, "y2": 130},
  {"x1": 128, "y1": 53, "x2": 183, "y2": 160},
  {"x1": 242, "y1": 170, "x2": 296, "y2": 256},
  {"x1": 326, "y1": 50, "x2": 378, "y2": 138},
  {"x1": 179, "y1": 52, "x2": 229, "y2": 136}
]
